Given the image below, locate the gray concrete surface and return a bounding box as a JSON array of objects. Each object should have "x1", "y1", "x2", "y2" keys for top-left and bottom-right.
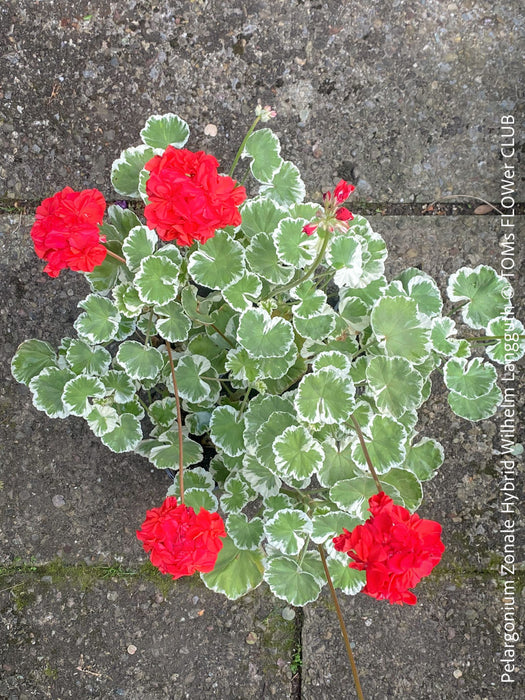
[{"x1": 1, "y1": 0, "x2": 523, "y2": 202}]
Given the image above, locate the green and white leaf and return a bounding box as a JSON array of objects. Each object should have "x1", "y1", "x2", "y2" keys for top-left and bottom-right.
[
  {"x1": 243, "y1": 394, "x2": 295, "y2": 448},
  {"x1": 174, "y1": 355, "x2": 213, "y2": 404},
  {"x1": 294, "y1": 308, "x2": 336, "y2": 342},
  {"x1": 64, "y1": 339, "x2": 111, "y2": 376},
  {"x1": 100, "y1": 413, "x2": 142, "y2": 453},
  {"x1": 312, "y1": 350, "x2": 352, "y2": 376},
  {"x1": 209, "y1": 405, "x2": 245, "y2": 458},
  {"x1": 242, "y1": 127, "x2": 282, "y2": 182},
  {"x1": 291, "y1": 281, "x2": 327, "y2": 319},
  {"x1": 351, "y1": 415, "x2": 407, "y2": 475},
  {"x1": 62, "y1": 375, "x2": 105, "y2": 417},
  {"x1": 371, "y1": 296, "x2": 431, "y2": 363},
  {"x1": 255, "y1": 412, "x2": 298, "y2": 468},
  {"x1": 12, "y1": 339, "x2": 57, "y2": 385},
  {"x1": 116, "y1": 341, "x2": 164, "y2": 381},
  {"x1": 145, "y1": 430, "x2": 203, "y2": 469},
  {"x1": 148, "y1": 397, "x2": 177, "y2": 427},
  {"x1": 140, "y1": 113, "x2": 190, "y2": 149},
  {"x1": 107, "y1": 205, "x2": 141, "y2": 241},
  {"x1": 122, "y1": 225, "x2": 157, "y2": 271},
  {"x1": 102, "y1": 371, "x2": 136, "y2": 403},
  {"x1": 237, "y1": 307, "x2": 294, "y2": 358},
  {"x1": 381, "y1": 468, "x2": 422, "y2": 511},
  {"x1": 404, "y1": 274, "x2": 443, "y2": 318},
  {"x1": 405, "y1": 437, "x2": 444, "y2": 481},
  {"x1": 111, "y1": 144, "x2": 159, "y2": 198},
  {"x1": 447, "y1": 265, "x2": 512, "y2": 329},
  {"x1": 258, "y1": 160, "x2": 306, "y2": 206},
  {"x1": 448, "y1": 384, "x2": 503, "y2": 421},
  {"x1": 317, "y1": 437, "x2": 361, "y2": 488},
  {"x1": 264, "y1": 509, "x2": 312, "y2": 556},
  {"x1": 273, "y1": 426, "x2": 324, "y2": 480},
  {"x1": 444, "y1": 357, "x2": 497, "y2": 399},
  {"x1": 86, "y1": 404, "x2": 119, "y2": 437},
  {"x1": 431, "y1": 317, "x2": 462, "y2": 356},
  {"x1": 366, "y1": 355, "x2": 423, "y2": 418},
  {"x1": 84, "y1": 241, "x2": 123, "y2": 294},
  {"x1": 295, "y1": 368, "x2": 355, "y2": 424},
  {"x1": 311, "y1": 511, "x2": 361, "y2": 545},
  {"x1": 275, "y1": 217, "x2": 316, "y2": 267},
  {"x1": 201, "y1": 537, "x2": 264, "y2": 600},
  {"x1": 485, "y1": 317, "x2": 525, "y2": 364},
  {"x1": 179, "y1": 488, "x2": 218, "y2": 513},
  {"x1": 327, "y1": 236, "x2": 363, "y2": 288},
  {"x1": 239, "y1": 197, "x2": 287, "y2": 237},
  {"x1": 242, "y1": 454, "x2": 282, "y2": 497},
  {"x1": 29, "y1": 367, "x2": 75, "y2": 418},
  {"x1": 226, "y1": 513, "x2": 264, "y2": 551},
  {"x1": 330, "y1": 476, "x2": 398, "y2": 520},
  {"x1": 188, "y1": 232, "x2": 245, "y2": 290},
  {"x1": 154, "y1": 301, "x2": 191, "y2": 343},
  {"x1": 221, "y1": 476, "x2": 250, "y2": 514},
  {"x1": 222, "y1": 272, "x2": 262, "y2": 312},
  {"x1": 113, "y1": 283, "x2": 144, "y2": 317},
  {"x1": 74, "y1": 294, "x2": 121, "y2": 344},
  {"x1": 135, "y1": 255, "x2": 179, "y2": 305},
  {"x1": 245, "y1": 232, "x2": 294, "y2": 285},
  {"x1": 325, "y1": 554, "x2": 366, "y2": 595},
  {"x1": 264, "y1": 555, "x2": 323, "y2": 606}
]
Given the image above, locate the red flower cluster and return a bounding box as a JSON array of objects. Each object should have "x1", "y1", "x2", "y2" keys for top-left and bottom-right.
[
  {"x1": 137, "y1": 497, "x2": 226, "y2": 579},
  {"x1": 144, "y1": 146, "x2": 246, "y2": 247},
  {"x1": 303, "y1": 179, "x2": 355, "y2": 236},
  {"x1": 30, "y1": 187, "x2": 107, "y2": 277},
  {"x1": 333, "y1": 492, "x2": 445, "y2": 605}
]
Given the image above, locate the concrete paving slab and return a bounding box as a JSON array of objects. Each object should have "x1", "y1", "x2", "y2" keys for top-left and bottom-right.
[
  {"x1": 1, "y1": 0, "x2": 522, "y2": 202},
  {"x1": 0, "y1": 578, "x2": 294, "y2": 698}
]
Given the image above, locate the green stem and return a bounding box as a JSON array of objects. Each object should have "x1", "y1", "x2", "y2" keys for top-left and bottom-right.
[
  {"x1": 349, "y1": 414, "x2": 382, "y2": 494},
  {"x1": 165, "y1": 342, "x2": 185, "y2": 503},
  {"x1": 144, "y1": 309, "x2": 154, "y2": 347},
  {"x1": 228, "y1": 115, "x2": 262, "y2": 178},
  {"x1": 239, "y1": 386, "x2": 252, "y2": 414},
  {"x1": 463, "y1": 334, "x2": 525, "y2": 343},
  {"x1": 297, "y1": 536, "x2": 311, "y2": 567},
  {"x1": 318, "y1": 545, "x2": 365, "y2": 700},
  {"x1": 265, "y1": 232, "x2": 331, "y2": 301},
  {"x1": 210, "y1": 324, "x2": 235, "y2": 348}
]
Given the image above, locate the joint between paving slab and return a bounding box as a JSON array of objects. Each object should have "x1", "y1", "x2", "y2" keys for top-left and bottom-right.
[{"x1": 1, "y1": 198, "x2": 524, "y2": 218}]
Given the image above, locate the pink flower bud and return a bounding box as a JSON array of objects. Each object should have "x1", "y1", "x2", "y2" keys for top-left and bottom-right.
[{"x1": 303, "y1": 223, "x2": 318, "y2": 236}]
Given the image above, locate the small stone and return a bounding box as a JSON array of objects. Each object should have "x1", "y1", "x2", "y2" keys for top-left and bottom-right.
[
  {"x1": 127, "y1": 644, "x2": 137, "y2": 655},
  {"x1": 453, "y1": 669, "x2": 463, "y2": 678},
  {"x1": 52, "y1": 495, "x2": 65, "y2": 508},
  {"x1": 281, "y1": 606, "x2": 295, "y2": 621},
  {"x1": 204, "y1": 123, "x2": 218, "y2": 137},
  {"x1": 246, "y1": 632, "x2": 258, "y2": 645}
]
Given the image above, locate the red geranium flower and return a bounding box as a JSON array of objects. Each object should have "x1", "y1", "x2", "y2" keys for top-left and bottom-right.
[
  {"x1": 333, "y1": 492, "x2": 445, "y2": 605},
  {"x1": 137, "y1": 496, "x2": 227, "y2": 579},
  {"x1": 143, "y1": 146, "x2": 246, "y2": 246},
  {"x1": 30, "y1": 187, "x2": 107, "y2": 277}
]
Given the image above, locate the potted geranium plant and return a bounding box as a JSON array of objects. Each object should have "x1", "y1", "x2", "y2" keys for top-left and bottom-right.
[{"x1": 11, "y1": 106, "x2": 524, "y2": 697}]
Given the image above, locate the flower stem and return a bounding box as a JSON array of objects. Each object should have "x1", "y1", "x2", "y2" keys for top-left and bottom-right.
[
  {"x1": 318, "y1": 545, "x2": 365, "y2": 700},
  {"x1": 166, "y1": 342, "x2": 185, "y2": 503},
  {"x1": 349, "y1": 414, "x2": 382, "y2": 494},
  {"x1": 105, "y1": 248, "x2": 126, "y2": 264},
  {"x1": 229, "y1": 115, "x2": 261, "y2": 178},
  {"x1": 265, "y1": 231, "x2": 331, "y2": 301},
  {"x1": 210, "y1": 323, "x2": 235, "y2": 348}
]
